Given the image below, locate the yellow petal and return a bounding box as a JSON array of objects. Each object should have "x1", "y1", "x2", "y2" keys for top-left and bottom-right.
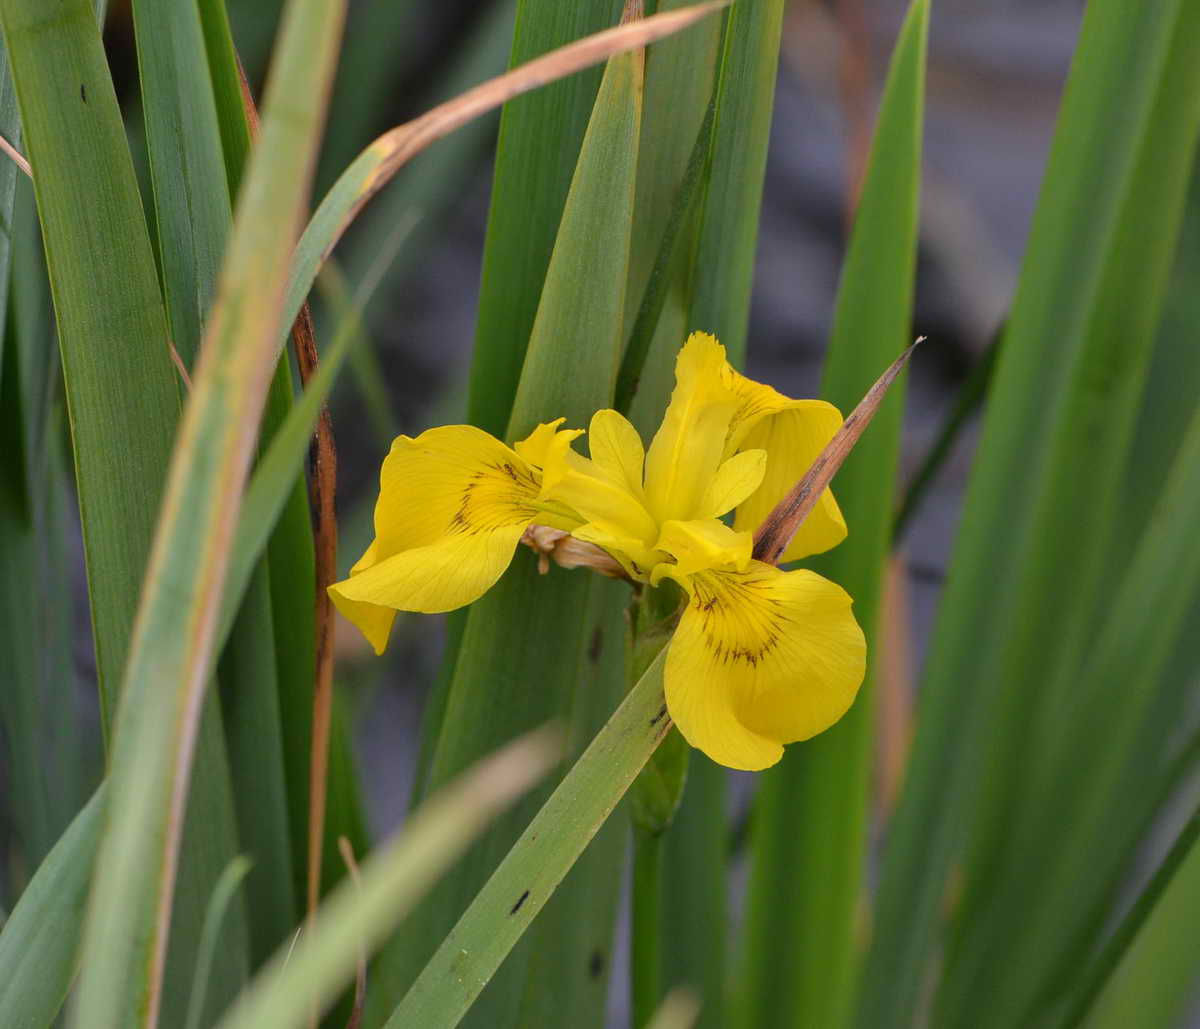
[
  {"x1": 588, "y1": 409, "x2": 646, "y2": 499},
  {"x1": 650, "y1": 519, "x2": 752, "y2": 585},
  {"x1": 700, "y1": 448, "x2": 766, "y2": 518},
  {"x1": 643, "y1": 332, "x2": 738, "y2": 523},
  {"x1": 540, "y1": 436, "x2": 659, "y2": 547},
  {"x1": 329, "y1": 539, "x2": 396, "y2": 655},
  {"x1": 329, "y1": 424, "x2": 544, "y2": 647},
  {"x1": 514, "y1": 418, "x2": 584, "y2": 469},
  {"x1": 329, "y1": 519, "x2": 528, "y2": 618},
  {"x1": 571, "y1": 523, "x2": 665, "y2": 582},
  {"x1": 731, "y1": 402, "x2": 847, "y2": 561},
  {"x1": 723, "y1": 367, "x2": 797, "y2": 454},
  {"x1": 372, "y1": 424, "x2": 539, "y2": 554},
  {"x1": 664, "y1": 562, "x2": 865, "y2": 771}
]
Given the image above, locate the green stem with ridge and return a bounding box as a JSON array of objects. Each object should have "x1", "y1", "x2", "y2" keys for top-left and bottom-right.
[{"x1": 632, "y1": 826, "x2": 666, "y2": 1028}]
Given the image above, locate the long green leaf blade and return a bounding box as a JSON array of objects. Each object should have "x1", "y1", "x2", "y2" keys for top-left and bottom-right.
[
  {"x1": 215, "y1": 730, "x2": 556, "y2": 1029},
  {"x1": 70, "y1": 0, "x2": 347, "y2": 1023},
  {"x1": 0, "y1": 0, "x2": 256, "y2": 1018},
  {"x1": 195, "y1": 0, "x2": 365, "y2": 914},
  {"x1": 132, "y1": 0, "x2": 295, "y2": 995},
  {"x1": 368, "y1": 27, "x2": 645, "y2": 1024},
  {"x1": 1073, "y1": 810, "x2": 1200, "y2": 1029},
  {"x1": 737, "y1": 5, "x2": 927, "y2": 1028},
  {"x1": 688, "y1": 0, "x2": 782, "y2": 366},
  {"x1": 466, "y1": 0, "x2": 622, "y2": 437},
  {"x1": 387, "y1": 651, "x2": 672, "y2": 1028},
  {"x1": 859, "y1": 2, "x2": 1200, "y2": 1024},
  {"x1": 0, "y1": 0, "x2": 178, "y2": 724},
  {"x1": 931, "y1": 5, "x2": 1200, "y2": 1023},
  {"x1": 131, "y1": 0, "x2": 230, "y2": 367},
  {"x1": 0, "y1": 787, "x2": 104, "y2": 1028}
]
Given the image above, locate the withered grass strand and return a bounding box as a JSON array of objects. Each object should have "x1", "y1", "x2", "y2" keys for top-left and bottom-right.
[{"x1": 752, "y1": 340, "x2": 921, "y2": 566}]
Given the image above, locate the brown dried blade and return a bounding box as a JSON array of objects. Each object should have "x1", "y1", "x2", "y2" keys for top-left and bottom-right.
[{"x1": 752, "y1": 339, "x2": 922, "y2": 565}]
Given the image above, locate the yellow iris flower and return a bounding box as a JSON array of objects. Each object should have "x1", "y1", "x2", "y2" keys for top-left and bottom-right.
[{"x1": 330, "y1": 332, "x2": 866, "y2": 770}]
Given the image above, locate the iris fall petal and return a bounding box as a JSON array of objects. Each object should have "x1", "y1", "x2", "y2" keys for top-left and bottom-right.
[{"x1": 664, "y1": 562, "x2": 865, "y2": 770}]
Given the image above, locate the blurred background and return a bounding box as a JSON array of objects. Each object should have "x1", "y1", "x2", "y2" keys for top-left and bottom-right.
[
  {"x1": 2, "y1": 0, "x2": 1133, "y2": 1007},
  {"x1": 12, "y1": 0, "x2": 1087, "y2": 878}
]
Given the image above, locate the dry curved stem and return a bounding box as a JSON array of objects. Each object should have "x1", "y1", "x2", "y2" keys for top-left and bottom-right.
[
  {"x1": 752, "y1": 339, "x2": 923, "y2": 565},
  {"x1": 293, "y1": 303, "x2": 339, "y2": 932},
  {"x1": 0, "y1": 130, "x2": 31, "y2": 177},
  {"x1": 237, "y1": 53, "x2": 340, "y2": 954}
]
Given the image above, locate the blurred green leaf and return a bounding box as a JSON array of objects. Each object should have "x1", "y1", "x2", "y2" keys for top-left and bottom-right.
[
  {"x1": 932, "y1": 7, "x2": 1200, "y2": 1024},
  {"x1": 0, "y1": 180, "x2": 95, "y2": 897},
  {"x1": 131, "y1": 0, "x2": 230, "y2": 368},
  {"x1": 184, "y1": 856, "x2": 254, "y2": 1029},
  {"x1": 860, "y1": 2, "x2": 1200, "y2": 1024},
  {"x1": 0, "y1": 0, "x2": 178, "y2": 725},
  {"x1": 218, "y1": 572, "x2": 297, "y2": 965},
  {"x1": 0, "y1": 27, "x2": 21, "y2": 389},
  {"x1": 387, "y1": 652, "x2": 671, "y2": 1028},
  {"x1": 688, "y1": 0, "x2": 782, "y2": 366},
  {"x1": 0, "y1": 0, "x2": 255, "y2": 1022},
  {"x1": 1062, "y1": 806, "x2": 1199, "y2": 1029},
  {"x1": 316, "y1": 0, "x2": 419, "y2": 192},
  {"x1": 197, "y1": 0, "x2": 371, "y2": 913},
  {"x1": 69, "y1": 0, "x2": 346, "y2": 1022},
  {"x1": 136, "y1": 0, "x2": 302, "y2": 979},
  {"x1": 0, "y1": 787, "x2": 104, "y2": 1028},
  {"x1": 516, "y1": 581, "x2": 630, "y2": 1028},
  {"x1": 1075, "y1": 807, "x2": 1200, "y2": 1029},
  {"x1": 216, "y1": 730, "x2": 558, "y2": 1029},
  {"x1": 466, "y1": 0, "x2": 622, "y2": 437},
  {"x1": 738, "y1": 5, "x2": 927, "y2": 1028},
  {"x1": 893, "y1": 333, "x2": 1000, "y2": 544}
]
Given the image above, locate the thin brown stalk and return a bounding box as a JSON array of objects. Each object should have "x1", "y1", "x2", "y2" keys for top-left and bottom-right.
[
  {"x1": 295, "y1": 302, "x2": 339, "y2": 932},
  {"x1": 236, "y1": 52, "x2": 340, "y2": 940},
  {"x1": 835, "y1": 0, "x2": 873, "y2": 224},
  {"x1": 169, "y1": 341, "x2": 193, "y2": 389},
  {"x1": 0, "y1": 131, "x2": 31, "y2": 177},
  {"x1": 752, "y1": 339, "x2": 923, "y2": 565}
]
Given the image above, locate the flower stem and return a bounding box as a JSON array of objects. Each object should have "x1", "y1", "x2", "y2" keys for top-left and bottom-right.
[{"x1": 632, "y1": 825, "x2": 666, "y2": 1028}]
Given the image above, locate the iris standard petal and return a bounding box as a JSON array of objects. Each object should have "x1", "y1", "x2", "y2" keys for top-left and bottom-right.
[
  {"x1": 513, "y1": 418, "x2": 584, "y2": 470},
  {"x1": 588, "y1": 408, "x2": 646, "y2": 499},
  {"x1": 643, "y1": 332, "x2": 738, "y2": 523},
  {"x1": 700, "y1": 448, "x2": 766, "y2": 519},
  {"x1": 730, "y1": 402, "x2": 847, "y2": 561},
  {"x1": 663, "y1": 562, "x2": 865, "y2": 770},
  {"x1": 650, "y1": 518, "x2": 752, "y2": 584},
  {"x1": 329, "y1": 424, "x2": 548, "y2": 645},
  {"x1": 540, "y1": 440, "x2": 659, "y2": 547}
]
